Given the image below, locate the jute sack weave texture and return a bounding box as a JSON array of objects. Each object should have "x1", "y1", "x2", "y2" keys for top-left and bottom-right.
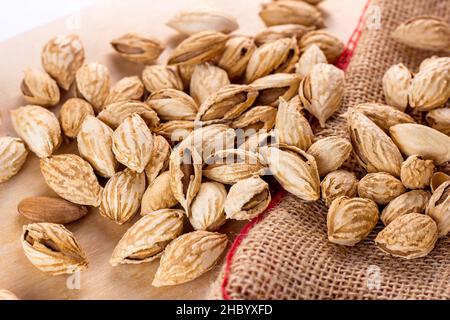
[{"x1": 210, "y1": 0, "x2": 450, "y2": 300}]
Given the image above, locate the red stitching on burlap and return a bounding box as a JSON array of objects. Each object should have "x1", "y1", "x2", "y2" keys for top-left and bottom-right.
[{"x1": 221, "y1": 0, "x2": 371, "y2": 300}]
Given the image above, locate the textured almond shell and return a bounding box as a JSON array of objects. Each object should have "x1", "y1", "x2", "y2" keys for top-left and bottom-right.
[
  {"x1": 400, "y1": 155, "x2": 435, "y2": 189},
  {"x1": 299, "y1": 30, "x2": 344, "y2": 63},
  {"x1": 327, "y1": 196, "x2": 379, "y2": 246},
  {"x1": 375, "y1": 213, "x2": 438, "y2": 259},
  {"x1": 154, "y1": 120, "x2": 195, "y2": 143},
  {"x1": 167, "y1": 31, "x2": 228, "y2": 65},
  {"x1": 382, "y1": 63, "x2": 412, "y2": 111},
  {"x1": 190, "y1": 182, "x2": 227, "y2": 231},
  {"x1": 431, "y1": 172, "x2": 450, "y2": 193},
  {"x1": 77, "y1": 116, "x2": 117, "y2": 178},
  {"x1": 75, "y1": 62, "x2": 110, "y2": 113},
  {"x1": 275, "y1": 97, "x2": 314, "y2": 150},
  {"x1": 321, "y1": 170, "x2": 358, "y2": 207},
  {"x1": 167, "y1": 9, "x2": 238, "y2": 35},
  {"x1": 11, "y1": 105, "x2": 62, "y2": 158},
  {"x1": 260, "y1": 144, "x2": 320, "y2": 201},
  {"x1": 238, "y1": 130, "x2": 277, "y2": 153},
  {"x1": 40, "y1": 154, "x2": 103, "y2": 206},
  {"x1": 104, "y1": 76, "x2": 144, "y2": 105},
  {"x1": 41, "y1": 34, "x2": 85, "y2": 90},
  {"x1": 21, "y1": 68, "x2": 60, "y2": 107},
  {"x1": 392, "y1": 16, "x2": 450, "y2": 51},
  {"x1": 218, "y1": 36, "x2": 256, "y2": 80},
  {"x1": 390, "y1": 123, "x2": 450, "y2": 165},
  {"x1": 409, "y1": 64, "x2": 450, "y2": 112},
  {"x1": 0, "y1": 137, "x2": 28, "y2": 183},
  {"x1": 224, "y1": 176, "x2": 271, "y2": 220},
  {"x1": 203, "y1": 149, "x2": 266, "y2": 185},
  {"x1": 255, "y1": 24, "x2": 315, "y2": 47},
  {"x1": 18, "y1": 196, "x2": 88, "y2": 224},
  {"x1": 357, "y1": 172, "x2": 406, "y2": 205},
  {"x1": 259, "y1": 1, "x2": 324, "y2": 28},
  {"x1": 299, "y1": 63, "x2": 345, "y2": 128},
  {"x1": 426, "y1": 181, "x2": 450, "y2": 237},
  {"x1": 381, "y1": 190, "x2": 431, "y2": 226},
  {"x1": 110, "y1": 33, "x2": 165, "y2": 64},
  {"x1": 21, "y1": 223, "x2": 88, "y2": 275},
  {"x1": 196, "y1": 84, "x2": 258, "y2": 123},
  {"x1": 190, "y1": 63, "x2": 230, "y2": 105},
  {"x1": 177, "y1": 124, "x2": 236, "y2": 161},
  {"x1": 152, "y1": 231, "x2": 228, "y2": 287},
  {"x1": 112, "y1": 114, "x2": 153, "y2": 173},
  {"x1": 307, "y1": 136, "x2": 352, "y2": 176},
  {"x1": 230, "y1": 106, "x2": 277, "y2": 132},
  {"x1": 245, "y1": 37, "x2": 299, "y2": 83},
  {"x1": 59, "y1": 98, "x2": 95, "y2": 138},
  {"x1": 110, "y1": 209, "x2": 184, "y2": 266},
  {"x1": 426, "y1": 107, "x2": 450, "y2": 135},
  {"x1": 295, "y1": 44, "x2": 327, "y2": 78},
  {"x1": 147, "y1": 89, "x2": 198, "y2": 121},
  {"x1": 250, "y1": 73, "x2": 301, "y2": 107},
  {"x1": 145, "y1": 135, "x2": 171, "y2": 184},
  {"x1": 97, "y1": 100, "x2": 160, "y2": 130},
  {"x1": 169, "y1": 145, "x2": 202, "y2": 213},
  {"x1": 347, "y1": 109, "x2": 403, "y2": 176},
  {"x1": 353, "y1": 102, "x2": 415, "y2": 132},
  {"x1": 142, "y1": 65, "x2": 184, "y2": 93},
  {"x1": 141, "y1": 171, "x2": 178, "y2": 215},
  {"x1": 99, "y1": 169, "x2": 146, "y2": 225}
]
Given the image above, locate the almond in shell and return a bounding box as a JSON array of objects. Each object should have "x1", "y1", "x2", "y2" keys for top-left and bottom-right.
[
  {"x1": 0, "y1": 137, "x2": 28, "y2": 183},
  {"x1": 75, "y1": 62, "x2": 110, "y2": 113},
  {"x1": 358, "y1": 172, "x2": 406, "y2": 205},
  {"x1": 21, "y1": 68, "x2": 60, "y2": 107},
  {"x1": 59, "y1": 98, "x2": 95, "y2": 138},
  {"x1": 190, "y1": 182, "x2": 227, "y2": 231},
  {"x1": 381, "y1": 190, "x2": 431, "y2": 226}
]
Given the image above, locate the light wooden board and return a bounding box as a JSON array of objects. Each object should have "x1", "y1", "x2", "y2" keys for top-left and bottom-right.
[{"x1": 0, "y1": 0, "x2": 366, "y2": 300}]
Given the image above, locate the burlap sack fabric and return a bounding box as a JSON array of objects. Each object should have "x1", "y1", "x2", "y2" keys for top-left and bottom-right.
[{"x1": 210, "y1": 0, "x2": 450, "y2": 300}]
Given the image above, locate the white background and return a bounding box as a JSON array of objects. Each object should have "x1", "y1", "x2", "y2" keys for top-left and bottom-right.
[{"x1": 0, "y1": 0, "x2": 101, "y2": 42}]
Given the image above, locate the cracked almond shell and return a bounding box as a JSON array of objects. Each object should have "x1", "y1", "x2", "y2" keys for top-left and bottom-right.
[
  {"x1": 224, "y1": 176, "x2": 271, "y2": 220},
  {"x1": 382, "y1": 63, "x2": 412, "y2": 112},
  {"x1": 22, "y1": 223, "x2": 88, "y2": 275},
  {"x1": 426, "y1": 181, "x2": 450, "y2": 237},
  {"x1": 255, "y1": 24, "x2": 315, "y2": 47},
  {"x1": 110, "y1": 209, "x2": 184, "y2": 266},
  {"x1": 110, "y1": 33, "x2": 165, "y2": 64},
  {"x1": 299, "y1": 63, "x2": 345, "y2": 128},
  {"x1": 97, "y1": 100, "x2": 160, "y2": 130},
  {"x1": 353, "y1": 103, "x2": 415, "y2": 132},
  {"x1": 145, "y1": 135, "x2": 171, "y2": 184},
  {"x1": 190, "y1": 63, "x2": 230, "y2": 105},
  {"x1": 260, "y1": 144, "x2": 320, "y2": 201},
  {"x1": 196, "y1": 84, "x2": 258, "y2": 123},
  {"x1": 426, "y1": 108, "x2": 450, "y2": 135},
  {"x1": 245, "y1": 37, "x2": 299, "y2": 83},
  {"x1": 347, "y1": 108, "x2": 403, "y2": 177},
  {"x1": 40, "y1": 154, "x2": 103, "y2": 206},
  {"x1": 218, "y1": 36, "x2": 256, "y2": 80},
  {"x1": 250, "y1": 73, "x2": 301, "y2": 107},
  {"x1": 146, "y1": 89, "x2": 198, "y2": 121},
  {"x1": 259, "y1": 1, "x2": 324, "y2": 28},
  {"x1": 167, "y1": 31, "x2": 228, "y2": 65},
  {"x1": 11, "y1": 105, "x2": 62, "y2": 158}
]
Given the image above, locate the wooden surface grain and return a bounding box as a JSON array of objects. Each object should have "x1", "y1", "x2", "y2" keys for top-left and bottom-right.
[{"x1": 0, "y1": 0, "x2": 366, "y2": 300}]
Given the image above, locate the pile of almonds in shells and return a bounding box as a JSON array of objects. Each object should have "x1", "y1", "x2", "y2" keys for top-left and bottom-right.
[{"x1": 1, "y1": 2, "x2": 450, "y2": 294}]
